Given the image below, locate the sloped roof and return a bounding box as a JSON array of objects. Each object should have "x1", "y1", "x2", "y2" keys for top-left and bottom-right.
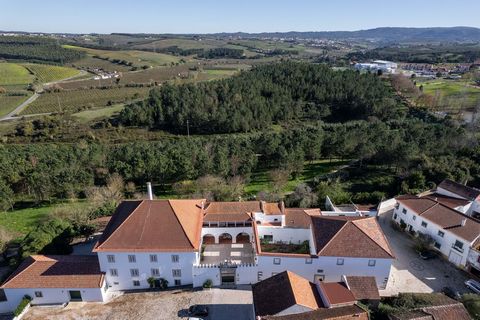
[
  {"x1": 423, "y1": 193, "x2": 470, "y2": 209},
  {"x1": 203, "y1": 201, "x2": 252, "y2": 223},
  {"x1": 260, "y1": 304, "x2": 368, "y2": 320},
  {"x1": 94, "y1": 199, "x2": 205, "y2": 252},
  {"x1": 252, "y1": 271, "x2": 321, "y2": 317},
  {"x1": 311, "y1": 216, "x2": 394, "y2": 258},
  {"x1": 344, "y1": 276, "x2": 380, "y2": 300},
  {"x1": 1, "y1": 255, "x2": 104, "y2": 289},
  {"x1": 397, "y1": 196, "x2": 480, "y2": 242},
  {"x1": 438, "y1": 179, "x2": 480, "y2": 201},
  {"x1": 284, "y1": 208, "x2": 322, "y2": 228},
  {"x1": 318, "y1": 282, "x2": 356, "y2": 306}
]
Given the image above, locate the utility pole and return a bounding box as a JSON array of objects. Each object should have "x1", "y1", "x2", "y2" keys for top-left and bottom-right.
[{"x1": 186, "y1": 119, "x2": 190, "y2": 137}]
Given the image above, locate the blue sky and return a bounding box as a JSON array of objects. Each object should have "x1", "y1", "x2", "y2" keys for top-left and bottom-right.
[{"x1": 1, "y1": 0, "x2": 479, "y2": 34}]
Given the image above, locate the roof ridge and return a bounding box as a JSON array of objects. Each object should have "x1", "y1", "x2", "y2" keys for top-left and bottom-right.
[
  {"x1": 1, "y1": 256, "x2": 36, "y2": 288},
  {"x1": 351, "y1": 218, "x2": 395, "y2": 258},
  {"x1": 316, "y1": 219, "x2": 349, "y2": 255},
  {"x1": 167, "y1": 200, "x2": 196, "y2": 249},
  {"x1": 96, "y1": 200, "x2": 144, "y2": 250},
  {"x1": 135, "y1": 201, "x2": 152, "y2": 247}
]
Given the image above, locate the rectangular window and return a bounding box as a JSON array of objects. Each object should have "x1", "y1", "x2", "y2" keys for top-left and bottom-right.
[
  {"x1": 434, "y1": 242, "x2": 441, "y2": 249},
  {"x1": 110, "y1": 269, "x2": 118, "y2": 277},
  {"x1": 402, "y1": 208, "x2": 407, "y2": 214},
  {"x1": 107, "y1": 255, "x2": 115, "y2": 263},
  {"x1": 421, "y1": 221, "x2": 428, "y2": 228},
  {"x1": 393, "y1": 213, "x2": 397, "y2": 220},
  {"x1": 257, "y1": 271, "x2": 263, "y2": 281},
  {"x1": 130, "y1": 269, "x2": 139, "y2": 277},
  {"x1": 34, "y1": 291, "x2": 43, "y2": 298},
  {"x1": 368, "y1": 259, "x2": 376, "y2": 267},
  {"x1": 305, "y1": 258, "x2": 313, "y2": 264},
  {"x1": 412, "y1": 216, "x2": 416, "y2": 221},
  {"x1": 174, "y1": 279, "x2": 181, "y2": 286},
  {"x1": 263, "y1": 235, "x2": 273, "y2": 242},
  {"x1": 171, "y1": 255, "x2": 179, "y2": 263},
  {"x1": 172, "y1": 269, "x2": 182, "y2": 277},
  {"x1": 151, "y1": 268, "x2": 160, "y2": 277},
  {"x1": 0, "y1": 289, "x2": 7, "y2": 302},
  {"x1": 133, "y1": 280, "x2": 140, "y2": 287},
  {"x1": 454, "y1": 240, "x2": 464, "y2": 249},
  {"x1": 438, "y1": 230, "x2": 445, "y2": 238},
  {"x1": 150, "y1": 254, "x2": 157, "y2": 263},
  {"x1": 128, "y1": 255, "x2": 136, "y2": 263},
  {"x1": 273, "y1": 258, "x2": 281, "y2": 265},
  {"x1": 336, "y1": 258, "x2": 344, "y2": 265}
]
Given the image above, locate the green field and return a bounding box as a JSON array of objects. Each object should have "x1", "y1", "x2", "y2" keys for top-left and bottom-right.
[
  {"x1": 0, "y1": 63, "x2": 33, "y2": 86},
  {"x1": 418, "y1": 79, "x2": 480, "y2": 110},
  {"x1": 23, "y1": 63, "x2": 80, "y2": 83},
  {"x1": 20, "y1": 87, "x2": 150, "y2": 115},
  {"x1": 0, "y1": 93, "x2": 31, "y2": 117},
  {"x1": 244, "y1": 159, "x2": 349, "y2": 195},
  {"x1": 72, "y1": 104, "x2": 125, "y2": 123}
]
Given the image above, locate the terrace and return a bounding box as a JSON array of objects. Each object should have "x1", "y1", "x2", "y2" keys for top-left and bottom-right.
[
  {"x1": 200, "y1": 243, "x2": 256, "y2": 266},
  {"x1": 260, "y1": 240, "x2": 310, "y2": 255}
]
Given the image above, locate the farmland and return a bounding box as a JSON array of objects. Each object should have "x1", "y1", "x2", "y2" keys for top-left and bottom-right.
[
  {"x1": 72, "y1": 104, "x2": 125, "y2": 123},
  {"x1": 0, "y1": 62, "x2": 33, "y2": 86},
  {"x1": 20, "y1": 87, "x2": 150, "y2": 115},
  {"x1": 0, "y1": 93, "x2": 31, "y2": 117},
  {"x1": 23, "y1": 63, "x2": 81, "y2": 83},
  {"x1": 418, "y1": 79, "x2": 480, "y2": 110}
]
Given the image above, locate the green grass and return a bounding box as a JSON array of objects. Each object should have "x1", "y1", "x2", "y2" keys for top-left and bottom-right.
[
  {"x1": 418, "y1": 79, "x2": 480, "y2": 110},
  {"x1": 244, "y1": 159, "x2": 349, "y2": 195},
  {"x1": 72, "y1": 104, "x2": 125, "y2": 123},
  {"x1": 20, "y1": 87, "x2": 150, "y2": 115},
  {"x1": 23, "y1": 63, "x2": 80, "y2": 83},
  {"x1": 0, "y1": 63, "x2": 33, "y2": 86},
  {"x1": 0, "y1": 93, "x2": 31, "y2": 117}
]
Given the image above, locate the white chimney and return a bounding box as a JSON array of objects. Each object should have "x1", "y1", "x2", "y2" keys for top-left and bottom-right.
[
  {"x1": 147, "y1": 182, "x2": 153, "y2": 200},
  {"x1": 461, "y1": 218, "x2": 467, "y2": 226}
]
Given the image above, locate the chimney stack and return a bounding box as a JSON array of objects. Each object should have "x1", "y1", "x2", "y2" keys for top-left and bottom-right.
[
  {"x1": 147, "y1": 182, "x2": 153, "y2": 200},
  {"x1": 461, "y1": 218, "x2": 467, "y2": 227}
]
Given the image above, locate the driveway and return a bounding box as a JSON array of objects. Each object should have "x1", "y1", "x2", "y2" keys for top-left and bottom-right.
[
  {"x1": 23, "y1": 286, "x2": 253, "y2": 320},
  {"x1": 378, "y1": 210, "x2": 470, "y2": 296}
]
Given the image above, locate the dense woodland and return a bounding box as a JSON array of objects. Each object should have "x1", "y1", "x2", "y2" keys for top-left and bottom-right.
[
  {"x1": 119, "y1": 62, "x2": 400, "y2": 133},
  {"x1": 0, "y1": 36, "x2": 85, "y2": 63}
]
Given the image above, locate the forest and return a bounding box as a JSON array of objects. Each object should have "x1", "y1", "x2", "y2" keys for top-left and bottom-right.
[
  {"x1": 0, "y1": 36, "x2": 85, "y2": 63},
  {"x1": 118, "y1": 62, "x2": 400, "y2": 133}
]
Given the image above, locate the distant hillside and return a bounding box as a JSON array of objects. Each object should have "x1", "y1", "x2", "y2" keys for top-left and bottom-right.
[{"x1": 213, "y1": 27, "x2": 480, "y2": 43}]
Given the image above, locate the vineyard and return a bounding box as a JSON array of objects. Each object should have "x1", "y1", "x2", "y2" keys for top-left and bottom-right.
[
  {"x1": 23, "y1": 63, "x2": 80, "y2": 83},
  {"x1": 0, "y1": 63, "x2": 33, "y2": 86},
  {"x1": 20, "y1": 87, "x2": 150, "y2": 115},
  {"x1": 0, "y1": 94, "x2": 31, "y2": 117}
]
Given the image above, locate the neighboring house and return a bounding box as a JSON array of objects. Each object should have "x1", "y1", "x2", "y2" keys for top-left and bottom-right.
[
  {"x1": 324, "y1": 195, "x2": 378, "y2": 217},
  {"x1": 252, "y1": 270, "x2": 370, "y2": 319},
  {"x1": 0, "y1": 197, "x2": 394, "y2": 314},
  {"x1": 435, "y1": 179, "x2": 480, "y2": 217},
  {"x1": 0, "y1": 256, "x2": 108, "y2": 313},
  {"x1": 392, "y1": 195, "x2": 480, "y2": 268},
  {"x1": 388, "y1": 293, "x2": 471, "y2": 320}
]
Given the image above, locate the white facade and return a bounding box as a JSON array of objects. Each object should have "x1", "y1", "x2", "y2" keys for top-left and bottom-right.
[
  {"x1": 201, "y1": 226, "x2": 253, "y2": 244},
  {"x1": 392, "y1": 203, "x2": 474, "y2": 267}
]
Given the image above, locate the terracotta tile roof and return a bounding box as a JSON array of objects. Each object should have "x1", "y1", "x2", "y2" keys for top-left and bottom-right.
[
  {"x1": 1, "y1": 255, "x2": 104, "y2": 289},
  {"x1": 423, "y1": 193, "x2": 470, "y2": 209},
  {"x1": 318, "y1": 282, "x2": 356, "y2": 307},
  {"x1": 397, "y1": 196, "x2": 480, "y2": 242},
  {"x1": 421, "y1": 303, "x2": 472, "y2": 320},
  {"x1": 284, "y1": 208, "x2": 321, "y2": 228},
  {"x1": 263, "y1": 202, "x2": 283, "y2": 215},
  {"x1": 438, "y1": 179, "x2": 480, "y2": 201},
  {"x1": 203, "y1": 201, "x2": 253, "y2": 222},
  {"x1": 252, "y1": 271, "x2": 321, "y2": 317},
  {"x1": 260, "y1": 304, "x2": 368, "y2": 320},
  {"x1": 344, "y1": 276, "x2": 380, "y2": 300},
  {"x1": 94, "y1": 199, "x2": 205, "y2": 252},
  {"x1": 311, "y1": 216, "x2": 394, "y2": 258}
]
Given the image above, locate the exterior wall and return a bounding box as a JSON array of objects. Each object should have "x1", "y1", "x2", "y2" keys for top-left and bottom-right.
[
  {"x1": 467, "y1": 248, "x2": 480, "y2": 272},
  {"x1": 393, "y1": 203, "x2": 472, "y2": 267},
  {"x1": 97, "y1": 251, "x2": 197, "y2": 290},
  {"x1": 256, "y1": 255, "x2": 392, "y2": 289},
  {"x1": 201, "y1": 227, "x2": 253, "y2": 244},
  {"x1": 0, "y1": 286, "x2": 105, "y2": 314},
  {"x1": 276, "y1": 304, "x2": 314, "y2": 316},
  {"x1": 257, "y1": 226, "x2": 310, "y2": 244},
  {"x1": 192, "y1": 265, "x2": 221, "y2": 287},
  {"x1": 253, "y1": 212, "x2": 284, "y2": 225}
]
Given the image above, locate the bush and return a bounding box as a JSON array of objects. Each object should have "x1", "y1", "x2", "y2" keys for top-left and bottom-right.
[
  {"x1": 203, "y1": 279, "x2": 213, "y2": 288},
  {"x1": 462, "y1": 293, "x2": 480, "y2": 319},
  {"x1": 14, "y1": 295, "x2": 32, "y2": 316}
]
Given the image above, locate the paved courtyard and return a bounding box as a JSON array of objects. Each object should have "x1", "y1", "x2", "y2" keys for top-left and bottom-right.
[
  {"x1": 202, "y1": 244, "x2": 255, "y2": 265},
  {"x1": 23, "y1": 287, "x2": 253, "y2": 320},
  {"x1": 378, "y1": 210, "x2": 471, "y2": 296}
]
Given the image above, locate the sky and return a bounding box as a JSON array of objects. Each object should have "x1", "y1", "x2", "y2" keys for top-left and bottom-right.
[{"x1": 1, "y1": 0, "x2": 480, "y2": 34}]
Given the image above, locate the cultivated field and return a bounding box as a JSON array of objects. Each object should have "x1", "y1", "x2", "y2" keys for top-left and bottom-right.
[
  {"x1": 20, "y1": 87, "x2": 150, "y2": 115},
  {"x1": 419, "y1": 79, "x2": 480, "y2": 110},
  {"x1": 0, "y1": 62, "x2": 33, "y2": 86},
  {"x1": 0, "y1": 93, "x2": 31, "y2": 117},
  {"x1": 23, "y1": 63, "x2": 81, "y2": 83}
]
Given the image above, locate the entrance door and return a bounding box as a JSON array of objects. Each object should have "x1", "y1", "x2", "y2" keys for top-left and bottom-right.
[
  {"x1": 69, "y1": 290, "x2": 82, "y2": 301},
  {"x1": 220, "y1": 267, "x2": 236, "y2": 285},
  {"x1": 448, "y1": 250, "x2": 462, "y2": 266}
]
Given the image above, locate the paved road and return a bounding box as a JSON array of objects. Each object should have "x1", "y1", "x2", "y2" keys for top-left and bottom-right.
[{"x1": 379, "y1": 210, "x2": 471, "y2": 296}]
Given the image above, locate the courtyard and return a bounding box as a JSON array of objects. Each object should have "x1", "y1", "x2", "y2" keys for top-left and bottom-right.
[{"x1": 201, "y1": 243, "x2": 255, "y2": 265}]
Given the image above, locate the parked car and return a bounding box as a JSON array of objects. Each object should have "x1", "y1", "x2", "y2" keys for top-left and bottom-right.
[
  {"x1": 465, "y1": 279, "x2": 480, "y2": 294},
  {"x1": 442, "y1": 286, "x2": 461, "y2": 300},
  {"x1": 188, "y1": 318, "x2": 204, "y2": 320},
  {"x1": 418, "y1": 250, "x2": 437, "y2": 260},
  {"x1": 188, "y1": 305, "x2": 209, "y2": 317}
]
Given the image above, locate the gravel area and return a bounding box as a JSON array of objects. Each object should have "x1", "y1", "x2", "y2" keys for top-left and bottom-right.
[
  {"x1": 23, "y1": 286, "x2": 253, "y2": 320},
  {"x1": 378, "y1": 210, "x2": 471, "y2": 296}
]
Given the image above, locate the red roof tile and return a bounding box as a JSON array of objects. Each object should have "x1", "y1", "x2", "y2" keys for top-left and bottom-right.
[
  {"x1": 318, "y1": 282, "x2": 356, "y2": 307},
  {"x1": 344, "y1": 276, "x2": 380, "y2": 300}
]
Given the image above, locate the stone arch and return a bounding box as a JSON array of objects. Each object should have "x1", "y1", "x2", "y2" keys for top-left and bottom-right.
[
  {"x1": 202, "y1": 234, "x2": 215, "y2": 245},
  {"x1": 219, "y1": 233, "x2": 233, "y2": 244},
  {"x1": 236, "y1": 232, "x2": 250, "y2": 244}
]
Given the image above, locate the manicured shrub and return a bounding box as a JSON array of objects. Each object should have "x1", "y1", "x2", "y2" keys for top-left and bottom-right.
[
  {"x1": 13, "y1": 295, "x2": 32, "y2": 316},
  {"x1": 203, "y1": 279, "x2": 213, "y2": 288}
]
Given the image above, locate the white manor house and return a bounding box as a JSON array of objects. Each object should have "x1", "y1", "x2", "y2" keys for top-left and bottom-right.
[{"x1": 0, "y1": 196, "x2": 394, "y2": 313}]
